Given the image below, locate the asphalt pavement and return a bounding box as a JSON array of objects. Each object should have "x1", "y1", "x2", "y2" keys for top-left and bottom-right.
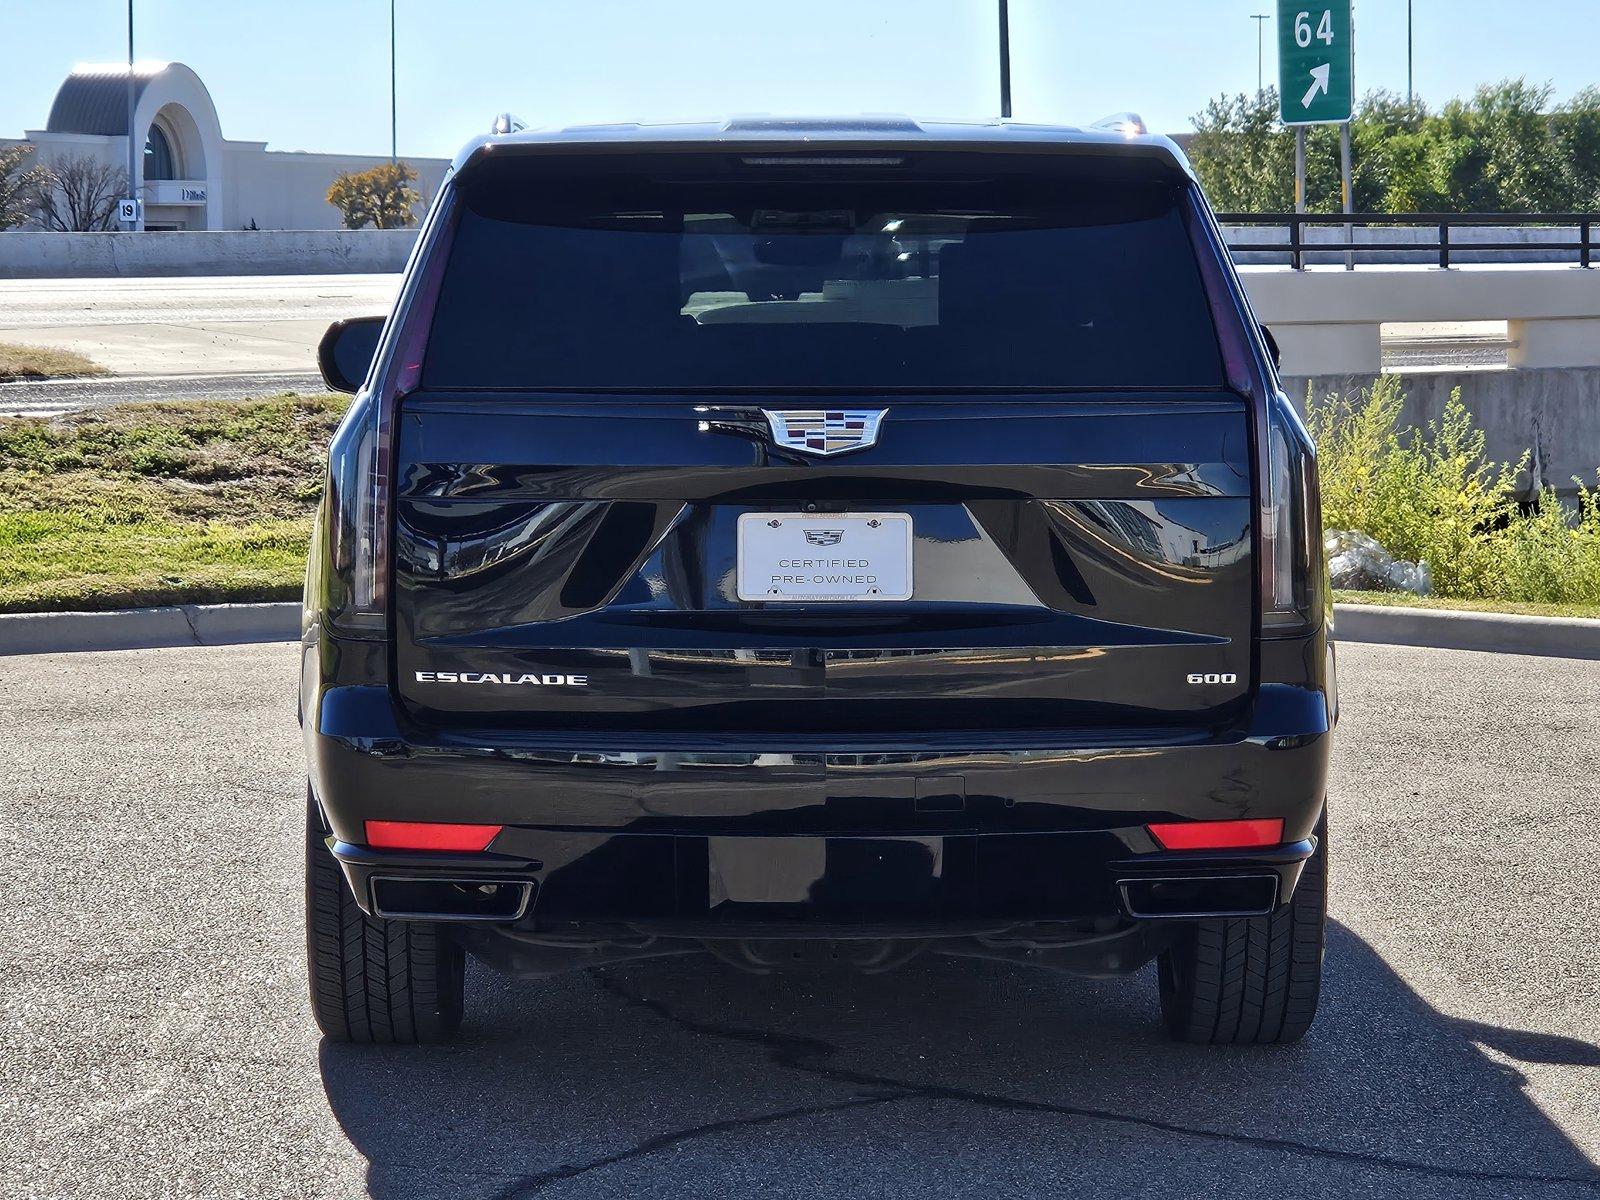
[
  {"x1": 0, "y1": 274, "x2": 397, "y2": 392},
  {"x1": 2, "y1": 640, "x2": 1597, "y2": 1198},
  {"x1": 0, "y1": 371, "x2": 324, "y2": 418}
]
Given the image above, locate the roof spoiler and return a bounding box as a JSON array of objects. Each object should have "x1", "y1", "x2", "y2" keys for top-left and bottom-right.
[
  {"x1": 489, "y1": 112, "x2": 528, "y2": 135},
  {"x1": 1090, "y1": 112, "x2": 1148, "y2": 136}
]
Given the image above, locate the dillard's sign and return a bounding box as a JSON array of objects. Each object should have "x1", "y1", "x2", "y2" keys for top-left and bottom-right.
[{"x1": 148, "y1": 181, "x2": 208, "y2": 205}]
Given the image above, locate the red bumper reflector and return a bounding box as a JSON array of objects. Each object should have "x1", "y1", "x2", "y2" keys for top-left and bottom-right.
[
  {"x1": 1147, "y1": 818, "x2": 1284, "y2": 851},
  {"x1": 365, "y1": 821, "x2": 503, "y2": 852}
]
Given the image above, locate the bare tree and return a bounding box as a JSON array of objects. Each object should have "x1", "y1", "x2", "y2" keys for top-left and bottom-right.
[
  {"x1": 0, "y1": 144, "x2": 44, "y2": 231},
  {"x1": 33, "y1": 157, "x2": 128, "y2": 232}
]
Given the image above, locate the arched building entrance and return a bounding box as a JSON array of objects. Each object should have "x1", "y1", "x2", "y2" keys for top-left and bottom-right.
[
  {"x1": 43, "y1": 62, "x2": 224, "y2": 230},
  {"x1": 14, "y1": 59, "x2": 448, "y2": 231}
]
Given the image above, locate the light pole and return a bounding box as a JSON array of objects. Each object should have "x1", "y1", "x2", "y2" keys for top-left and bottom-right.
[
  {"x1": 125, "y1": 0, "x2": 139, "y2": 230},
  {"x1": 998, "y1": 0, "x2": 1012, "y2": 119},
  {"x1": 1251, "y1": 13, "x2": 1270, "y2": 100},
  {"x1": 390, "y1": 0, "x2": 398, "y2": 160},
  {"x1": 1406, "y1": 0, "x2": 1415, "y2": 107}
]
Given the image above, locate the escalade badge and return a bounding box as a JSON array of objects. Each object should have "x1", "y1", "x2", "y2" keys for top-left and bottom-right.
[
  {"x1": 415, "y1": 671, "x2": 588, "y2": 686},
  {"x1": 763, "y1": 409, "x2": 885, "y2": 457}
]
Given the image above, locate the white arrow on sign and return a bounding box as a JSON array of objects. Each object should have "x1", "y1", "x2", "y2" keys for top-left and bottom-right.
[{"x1": 1301, "y1": 63, "x2": 1331, "y2": 109}]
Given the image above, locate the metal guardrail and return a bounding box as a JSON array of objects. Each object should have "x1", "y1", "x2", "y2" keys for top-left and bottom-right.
[{"x1": 1217, "y1": 212, "x2": 1599, "y2": 269}]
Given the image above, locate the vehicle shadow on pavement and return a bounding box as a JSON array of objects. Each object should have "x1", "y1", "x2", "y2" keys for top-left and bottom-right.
[{"x1": 319, "y1": 921, "x2": 1600, "y2": 1200}]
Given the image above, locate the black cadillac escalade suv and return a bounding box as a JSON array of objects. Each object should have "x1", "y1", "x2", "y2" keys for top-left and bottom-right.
[{"x1": 302, "y1": 116, "x2": 1333, "y2": 1045}]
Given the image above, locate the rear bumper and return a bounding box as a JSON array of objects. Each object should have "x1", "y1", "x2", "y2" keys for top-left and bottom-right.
[
  {"x1": 306, "y1": 669, "x2": 1332, "y2": 943},
  {"x1": 325, "y1": 830, "x2": 1317, "y2": 924}
]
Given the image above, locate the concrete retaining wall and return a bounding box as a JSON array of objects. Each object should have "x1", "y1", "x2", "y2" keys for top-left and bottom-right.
[
  {"x1": 3, "y1": 224, "x2": 1591, "y2": 279},
  {"x1": 0, "y1": 229, "x2": 419, "y2": 278},
  {"x1": 1284, "y1": 365, "x2": 1600, "y2": 498}
]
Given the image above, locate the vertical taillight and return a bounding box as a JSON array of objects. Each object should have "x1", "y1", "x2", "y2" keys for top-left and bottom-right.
[
  {"x1": 1261, "y1": 398, "x2": 1317, "y2": 630},
  {"x1": 325, "y1": 185, "x2": 458, "y2": 634},
  {"x1": 1184, "y1": 190, "x2": 1322, "y2": 636}
]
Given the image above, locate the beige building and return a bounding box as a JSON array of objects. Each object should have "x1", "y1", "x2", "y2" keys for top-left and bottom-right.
[{"x1": 2, "y1": 61, "x2": 449, "y2": 231}]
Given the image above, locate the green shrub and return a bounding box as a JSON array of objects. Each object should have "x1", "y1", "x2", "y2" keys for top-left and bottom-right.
[
  {"x1": 1308, "y1": 379, "x2": 1600, "y2": 606},
  {"x1": 1489, "y1": 480, "x2": 1600, "y2": 606}
]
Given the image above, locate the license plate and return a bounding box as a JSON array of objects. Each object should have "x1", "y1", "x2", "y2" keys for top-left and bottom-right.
[{"x1": 736, "y1": 513, "x2": 912, "y2": 602}]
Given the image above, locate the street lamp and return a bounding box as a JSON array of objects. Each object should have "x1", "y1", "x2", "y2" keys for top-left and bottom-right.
[
  {"x1": 390, "y1": 0, "x2": 398, "y2": 160},
  {"x1": 1407, "y1": 0, "x2": 1415, "y2": 107},
  {"x1": 998, "y1": 0, "x2": 1012, "y2": 119},
  {"x1": 1251, "y1": 13, "x2": 1270, "y2": 100},
  {"x1": 124, "y1": 0, "x2": 137, "y2": 230}
]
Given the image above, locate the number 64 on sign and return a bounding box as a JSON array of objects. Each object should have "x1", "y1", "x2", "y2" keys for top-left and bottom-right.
[{"x1": 1277, "y1": 1, "x2": 1354, "y2": 126}]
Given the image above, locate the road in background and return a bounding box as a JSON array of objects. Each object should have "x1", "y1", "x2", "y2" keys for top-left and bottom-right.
[
  {"x1": 1382, "y1": 320, "x2": 1510, "y2": 371},
  {"x1": 2, "y1": 640, "x2": 1597, "y2": 1199},
  {"x1": 0, "y1": 371, "x2": 324, "y2": 419},
  {"x1": 0, "y1": 274, "x2": 398, "y2": 378}
]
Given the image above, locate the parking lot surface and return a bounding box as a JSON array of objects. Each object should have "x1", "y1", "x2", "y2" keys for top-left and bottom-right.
[{"x1": 2, "y1": 640, "x2": 1597, "y2": 1199}]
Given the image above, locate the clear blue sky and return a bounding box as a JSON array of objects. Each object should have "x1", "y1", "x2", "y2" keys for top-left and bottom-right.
[{"x1": 4, "y1": 1, "x2": 1597, "y2": 158}]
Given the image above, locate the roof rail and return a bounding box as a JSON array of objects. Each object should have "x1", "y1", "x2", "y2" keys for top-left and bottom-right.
[
  {"x1": 490, "y1": 112, "x2": 528, "y2": 135},
  {"x1": 1090, "y1": 112, "x2": 1148, "y2": 136}
]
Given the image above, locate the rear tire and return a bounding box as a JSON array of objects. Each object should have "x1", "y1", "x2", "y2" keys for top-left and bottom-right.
[
  {"x1": 1157, "y1": 822, "x2": 1327, "y2": 1044},
  {"x1": 304, "y1": 790, "x2": 465, "y2": 1043}
]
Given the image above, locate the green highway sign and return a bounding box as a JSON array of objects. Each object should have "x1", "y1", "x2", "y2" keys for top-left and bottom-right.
[{"x1": 1277, "y1": 2, "x2": 1354, "y2": 125}]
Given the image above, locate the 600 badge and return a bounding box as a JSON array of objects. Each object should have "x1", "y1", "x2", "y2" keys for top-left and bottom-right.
[{"x1": 1186, "y1": 672, "x2": 1238, "y2": 685}]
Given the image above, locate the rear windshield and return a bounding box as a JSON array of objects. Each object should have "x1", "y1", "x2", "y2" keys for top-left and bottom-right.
[{"x1": 423, "y1": 153, "x2": 1223, "y2": 391}]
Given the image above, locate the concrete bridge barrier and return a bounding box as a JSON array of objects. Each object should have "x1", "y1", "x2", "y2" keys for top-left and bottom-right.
[
  {"x1": 1242, "y1": 265, "x2": 1600, "y2": 375},
  {"x1": 0, "y1": 229, "x2": 420, "y2": 278}
]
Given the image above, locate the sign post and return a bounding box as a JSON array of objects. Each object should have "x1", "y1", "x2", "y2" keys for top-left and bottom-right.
[
  {"x1": 1340, "y1": 120, "x2": 1353, "y2": 267},
  {"x1": 1294, "y1": 129, "x2": 1306, "y2": 214}
]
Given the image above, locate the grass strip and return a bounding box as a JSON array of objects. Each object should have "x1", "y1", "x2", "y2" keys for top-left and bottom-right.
[
  {"x1": 0, "y1": 393, "x2": 344, "y2": 612},
  {"x1": 0, "y1": 342, "x2": 108, "y2": 382}
]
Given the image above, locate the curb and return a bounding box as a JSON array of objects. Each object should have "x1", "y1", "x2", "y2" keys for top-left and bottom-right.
[
  {"x1": 1333, "y1": 603, "x2": 1600, "y2": 660},
  {"x1": 0, "y1": 602, "x2": 300, "y2": 657},
  {"x1": 1, "y1": 600, "x2": 1597, "y2": 661}
]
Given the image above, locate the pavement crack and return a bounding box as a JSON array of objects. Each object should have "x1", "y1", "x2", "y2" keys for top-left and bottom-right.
[
  {"x1": 590, "y1": 971, "x2": 1600, "y2": 1192},
  {"x1": 175, "y1": 604, "x2": 204, "y2": 645},
  {"x1": 482, "y1": 1090, "x2": 912, "y2": 1199}
]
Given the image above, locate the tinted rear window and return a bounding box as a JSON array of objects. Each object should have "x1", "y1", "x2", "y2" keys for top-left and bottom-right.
[{"x1": 423, "y1": 153, "x2": 1223, "y2": 391}]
